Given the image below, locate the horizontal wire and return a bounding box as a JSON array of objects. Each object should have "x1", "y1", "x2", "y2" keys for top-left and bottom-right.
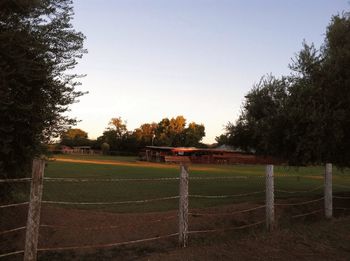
[
  {"x1": 189, "y1": 176, "x2": 248, "y2": 180},
  {"x1": 275, "y1": 197, "x2": 324, "y2": 206},
  {"x1": 0, "y1": 226, "x2": 26, "y2": 235},
  {"x1": 275, "y1": 185, "x2": 323, "y2": 194},
  {"x1": 291, "y1": 209, "x2": 323, "y2": 218},
  {"x1": 40, "y1": 215, "x2": 177, "y2": 231},
  {"x1": 333, "y1": 196, "x2": 350, "y2": 199},
  {"x1": 188, "y1": 220, "x2": 265, "y2": 234},
  {"x1": 0, "y1": 250, "x2": 24, "y2": 258},
  {"x1": 0, "y1": 202, "x2": 29, "y2": 208},
  {"x1": 333, "y1": 184, "x2": 350, "y2": 189},
  {"x1": 189, "y1": 191, "x2": 264, "y2": 199},
  {"x1": 37, "y1": 233, "x2": 179, "y2": 252},
  {"x1": 189, "y1": 205, "x2": 265, "y2": 217},
  {"x1": 335, "y1": 207, "x2": 350, "y2": 210},
  {"x1": 42, "y1": 196, "x2": 179, "y2": 205},
  {"x1": 0, "y1": 178, "x2": 31, "y2": 183},
  {"x1": 44, "y1": 177, "x2": 179, "y2": 182}
]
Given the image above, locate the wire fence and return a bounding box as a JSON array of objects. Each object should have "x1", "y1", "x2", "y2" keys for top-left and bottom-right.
[{"x1": 1, "y1": 161, "x2": 350, "y2": 259}]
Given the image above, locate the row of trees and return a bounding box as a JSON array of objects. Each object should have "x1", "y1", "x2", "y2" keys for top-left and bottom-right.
[
  {"x1": 218, "y1": 12, "x2": 350, "y2": 167},
  {"x1": 60, "y1": 116, "x2": 206, "y2": 153}
]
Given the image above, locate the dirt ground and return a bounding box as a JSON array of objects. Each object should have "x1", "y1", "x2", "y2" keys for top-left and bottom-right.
[{"x1": 1, "y1": 200, "x2": 350, "y2": 261}]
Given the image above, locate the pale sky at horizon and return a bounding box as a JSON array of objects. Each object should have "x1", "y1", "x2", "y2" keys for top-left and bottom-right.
[{"x1": 68, "y1": 0, "x2": 348, "y2": 144}]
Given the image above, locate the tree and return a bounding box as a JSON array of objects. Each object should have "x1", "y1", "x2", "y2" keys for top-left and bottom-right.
[
  {"x1": 133, "y1": 123, "x2": 157, "y2": 147},
  {"x1": 108, "y1": 117, "x2": 128, "y2": 138},
  {"x1": 62, "y1": 128, "x2": 88, "y2": 139},
  {"x1": 97, "y1": 117, "x2": 136, "y2": 152},
  {"x1": 183, "y1": 122, "x2": 205, "y2": 147},
  {"x1": 60, "y1": 128, "x2": 90, "y2": 147},
  {"x1": 0, "y1": 0, "x2": 86, "y2": 179},
  {"x1": 221, "y1": 12, "x2": 350, "y2": 166},
  {"x1": 155, "y1": 116, "x2": 188, "y2": 146},
  {"x1": 223, "y1": 75, "x2": 289, "y2": 155}
]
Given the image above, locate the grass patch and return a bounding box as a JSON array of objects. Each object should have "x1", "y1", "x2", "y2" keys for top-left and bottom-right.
[{"x1": 42, "y1": 155, "x2": 350, "y2": 213}]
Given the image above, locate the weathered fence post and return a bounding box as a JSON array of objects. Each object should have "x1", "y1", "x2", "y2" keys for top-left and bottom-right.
[
  {"x1": 324, "y1": 163, "x2": 333, "y2": 219},
  {"x1": 265, "y1": 164, "x2": 274, "y2": 231},
  {"x1": 24, "y1": 159, "x2": 45, "y2": 261},
  {"x1": 179, "y1": 163, "x2": 189, "y2": 247}
]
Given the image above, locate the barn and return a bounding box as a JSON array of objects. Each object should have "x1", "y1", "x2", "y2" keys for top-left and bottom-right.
[{"x1": 141, "y1": 146, "x2": 276, "y2": 164}]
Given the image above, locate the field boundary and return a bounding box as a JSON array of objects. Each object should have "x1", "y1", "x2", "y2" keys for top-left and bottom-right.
[{"x1": 1, "y1": 161, "x2": 350, "y2": 259}]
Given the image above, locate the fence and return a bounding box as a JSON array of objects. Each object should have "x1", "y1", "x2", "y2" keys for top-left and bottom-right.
[{"x1": 0, "y1": 160, "x2": 350, "y2": 260}]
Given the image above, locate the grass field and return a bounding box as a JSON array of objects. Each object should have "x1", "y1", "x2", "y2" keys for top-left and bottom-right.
[{"x1": 38, "y1": 154, "x2": 350, "y2": 213}]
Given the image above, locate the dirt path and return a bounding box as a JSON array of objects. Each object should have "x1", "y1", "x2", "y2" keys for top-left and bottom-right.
[
  {"x1": 1, "y1": 201, "x2": 349, "y2": 260},
  {"x1": 53, "y1": 158, "x2": 234, "y2": 172}
]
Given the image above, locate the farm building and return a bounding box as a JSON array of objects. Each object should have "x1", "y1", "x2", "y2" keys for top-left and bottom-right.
[{"x1": 141, "y1": 146, "x2": 276, "y2": 165}]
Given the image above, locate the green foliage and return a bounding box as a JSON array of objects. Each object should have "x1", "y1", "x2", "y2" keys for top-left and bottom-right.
[
  {"x1": 153, "y1": 116, "x2": 205, "y2": 147},
  {"x1": 60, "y1": 128, "x2": 91, "y2": 147},
  {"x1": 96, "y1": 116, "x2": 206, "y2": 153},
  {"x1": 0, "y1": 0, "x2": 86, "y2": 178},
  {"x1": 220, "y1": 12, "x2": 350, "y2": 167}
]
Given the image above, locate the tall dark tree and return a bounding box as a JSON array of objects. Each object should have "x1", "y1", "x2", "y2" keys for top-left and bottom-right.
[
  {"x1": 0, "y1": 0, "x2": 86, "y2": 178},
  {"x1": 221, "y1": 12, "x2": 350, "y2": 166}
]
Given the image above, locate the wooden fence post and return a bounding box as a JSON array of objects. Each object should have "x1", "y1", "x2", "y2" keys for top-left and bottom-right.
[
  {"x1": 265, "y1": 164, "x2": 274, "y2": 231},
  {"x1": 324, "y1": 163, "x2": 333, "y2": 219},
  {"x1": 24, "y1": 159, "x2": 45, "y2": 261},
  {"x1": 179, "y1": 163, "x2": 189, "y2": 247}
]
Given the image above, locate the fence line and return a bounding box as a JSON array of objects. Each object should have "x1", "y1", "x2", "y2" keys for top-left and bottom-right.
[
  {"x1": 189, "y1": 176, "x2": 248, "y2": 180},
  {"x1": 0, "y1": 202, "x2": 29, "y2": 208},
  {"x1": 40, "y1": 215, "x2": 178, "y2": 231},
  {"x1": 0, "y1": 250, "x2": 24, "y2": 258},
  {"x1": 333, "y1": 184, "x2": 350, "y2": 189},
  {"x1": 188, "y1": 220, "x2": 265, "y2": 234},
  {"x1": 37, "y1": 233, "x2": 179, "y2": 252},
  {"x1": 274, "y1": 197, "x2": 324, "y2": 206},
  {"x1": 275, "y1": 185, "x2": 323, "y2": 194},
  {"x1": 2, "y1": 161, "x2": 350, "y2": 259},
  {"x1": 44, "y1": 177, "x2": 179, "y2": 182},
  {"x1": 42, "y1": 196, "x2": 179, "y2": 205},
  {"x1": 189, "y1": 191, "x2": 264, "y2": 198},
  {"x1": 0, "y1": 226, "x2": 26, "y2": 235},
  {"x1": 291, "y1": 209, "x2": 323, "y2": 218},
  {"x1": 189, "y1": 205, "x2": 265, "y2": 217},
  {"x1": 0, "y1": 178, "x2": 31, "y2": 183},
  {"x1": 333, "y1": 196, "x2": 350, "y2": 199}
]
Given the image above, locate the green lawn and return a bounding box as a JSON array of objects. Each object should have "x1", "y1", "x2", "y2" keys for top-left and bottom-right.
[
  {"x1": 39, "y1": 155, "x2": 350, "y2": 213},
  {"x1": 52, "y1": 153, "x2": 138, "y2": 162}
]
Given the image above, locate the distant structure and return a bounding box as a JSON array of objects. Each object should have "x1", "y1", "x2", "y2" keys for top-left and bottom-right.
[
  {"x1": 59, "y1": 145, "x2": 100, "y2": 155},
  {"x1": 141, "y1": 146, "x2": 276, "y2": 165}
]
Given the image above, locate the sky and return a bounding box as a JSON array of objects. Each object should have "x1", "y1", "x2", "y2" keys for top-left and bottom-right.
[{"x1": 68, "y1": 0, "x2": 349, "y2": 144}]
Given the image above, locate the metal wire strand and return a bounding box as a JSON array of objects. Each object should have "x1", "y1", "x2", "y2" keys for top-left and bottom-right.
[
  {"x1": 275, "y1": 197, "x2": 324, "y2": 206},
  {"x1": 189, "y1": 205, "x2": 265, "y2": 217},
  {"x1": 0, "y1": 226, "x2": 26, "y2": 235},
  {"x1": 0, "y1": 250, "x2": 24, "y2": 258},
  {"x1": 0, "y1": 178, "x2": 31, "y2": 183},
  {"x1": 42, "y1": 196, "x2": 179, "y2": 205},
  {"x1": 189, "y1": 191, "x2": 264, "y2": 199},
  {"x1": 37, "y1": 233, "x2": 179, "y2": 252},
  {"x1": 188, "y1": 220, "x2": 265, "y2": 234},
  {"x1": 275, "y1": 185, "x2": 323, "y2": 194},
  {"x1": 0, "y1": 202, "x2": 29, "y2": 208},
  {"x1": 43, "y1": 177, "x2": 179, "y2": 182},
  {"x1": 40, "y1": 215, "x2": 177, "y2": 231},
  {"x1": 291, "y1": 209, "x2": 323, "y2": 218}
]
